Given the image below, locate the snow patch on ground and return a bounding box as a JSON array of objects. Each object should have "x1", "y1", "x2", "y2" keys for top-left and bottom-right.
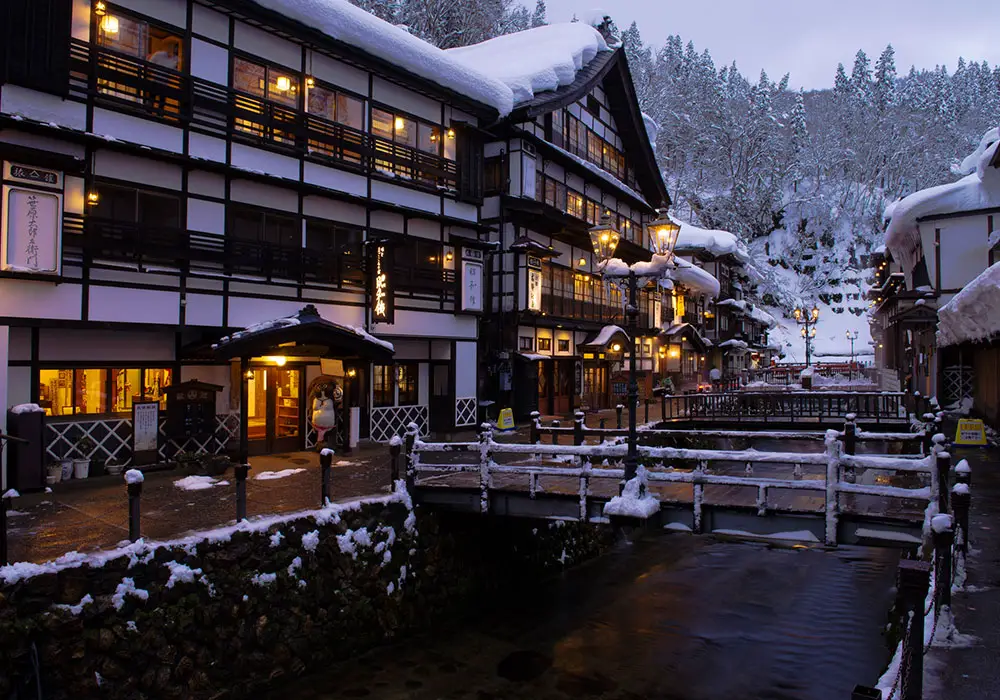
[
  {"x1": 173, "y1": 475, "x2": 229, "y2": 491},
  {"x1": 603, "y1": 467, "x2": 660, "y2": 518},
  {"x1": 254, "y1": 468, "x2": 306, "y2": 481}
]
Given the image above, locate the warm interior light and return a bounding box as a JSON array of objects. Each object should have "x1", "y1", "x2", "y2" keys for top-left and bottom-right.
[
  {"x1": 658, "y1": 346, "x2": 666, "y2": 355},
  {"x1": 87, "y1": 191, "x2": 99, "y2": 204},
  {"x1": 94, "y1": 1, "x2": 107, "y2": 15},
  {"x1": 264, "y1": 356, "x2": 287, "y2": 366},
  {"x1": 445, "y1": 251, "x2": 454, "y2": 262},
  {"x1": 611, "y1": 343, "x2": 622, "y2": 352},
  {"x1": 100, "y1": 14, "x2": 119, "y2": 35},
  {"x1": 394, "y1": 117, "x2": 405, "y2": 131},
  {"x1": 245, "y1": 370, "x2": 254, "y2": 379},
  {"x1": 669, "y1": 348, "x2": 680, "y2": 358},
  {"x1": 305, "y1": 77, "x2": 315, "y2": 88},
  {"x1": 275, "y1": 76, "x2": 291, "y2": 92},
  {"x1": 347, "y1": 368, "x2": 357, "y2": 378},
  {"x1": 446, "y1": 128, "x2": 455, "y2": 138},
  {"x1": 578, "y1": 257, "x2": 587, "y2": 266}
]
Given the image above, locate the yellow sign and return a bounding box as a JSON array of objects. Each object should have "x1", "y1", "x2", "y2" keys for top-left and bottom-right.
[
  {"x1": 955, "y1": 419, "x2": 987, "y2": 446},
  {"x1": 497, "y1": 407, "x2": 515, "y2": 431}
]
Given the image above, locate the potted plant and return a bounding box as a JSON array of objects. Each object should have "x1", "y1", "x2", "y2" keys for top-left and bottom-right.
[
  {"x1": 46, "y1": 462, "x2": 63, "y2": 485},
  {"x1": 105, "y1": 457, "x2": 123, "y2": 477},
  {"x1": 73, "y1": 436, "x2": 97, "y2": 479}
]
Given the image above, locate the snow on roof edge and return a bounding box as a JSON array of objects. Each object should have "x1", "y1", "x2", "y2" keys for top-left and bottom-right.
[{"x1": 937, "y1": 261, "x2": 1000, "y2": 347}]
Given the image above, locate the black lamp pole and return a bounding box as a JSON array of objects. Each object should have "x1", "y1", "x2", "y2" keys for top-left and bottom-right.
[{"x1": 624, "y1": 271, "x2": 639, "y2": 485}]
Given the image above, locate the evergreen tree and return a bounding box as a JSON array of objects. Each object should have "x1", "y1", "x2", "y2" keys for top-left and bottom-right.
[
  {"x1": 530, "y1": 0, "x2": 546, "y2": 28},
  {"x1": 850, "y1": 49, "x2": 873, "y2": 107},
  {"x1": 873, "y1": 45, "x2": 897, "y2": 113}
]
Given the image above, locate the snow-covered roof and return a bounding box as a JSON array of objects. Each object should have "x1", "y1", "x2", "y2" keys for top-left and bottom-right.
[
  {"x1": 716, "y1": 299, "x2": 777, "y2": 328},
  {"x1": 446, "y1": 23, "x2": 607, "y2": 109},
  {"x1": 669, "y1": 258, "x2": 721, "y2": 299},
  {"x1": 251, "y1": 0, "x2": 514, "y2": 115},
  {"x1": 671, "y1": 216, "x2": 751, "y2": 264},
  {"x1": 937, "y1": 261, "x2": 1000, "y2": 347},
  {"x1": 584, "y1": 325, "x2": 629, "y2": 347},
  {"x1": 954, "y1": 127, "x2": 1000, "y2": 176},
  {"x1": 602, "y1": 254, "x2": 720, "y2": 299},
  {"x1": 885, "y1": 129, "x2": 1000, "y2": 268}
]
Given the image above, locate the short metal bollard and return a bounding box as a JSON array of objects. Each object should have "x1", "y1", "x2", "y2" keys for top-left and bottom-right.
[
  {"x1": 389, "y1": 439, "x2": 401, "y2": 484},
  {"x1": 954, "y1": 458, "x2": 971, "y2": 487},
  {"x1": 235, "y1": 462, "x2": 250, "y2": 521},
  {"x1": 125, "y1": 469, "x2": 144, "y2": 542},
  {"x1": 931, "y1": 513, "x2": 954, "y2": 611},
  {"x1": 897, "y1": 560, "x2": 931, "y2": 700},
  {"x1": 952, "y1": 484, "x2": 971, "y2": 555},
  {"x1": 529, "y1": 411, "x2": 541, "y2": 445},
  {"x1": 599, "y1": 418, "x2": 606, "y2": 430},
  {"x1": 936, "y1": 451, "x2": 951, "y2": 513},
  {"x1": 616, "y1": 404, "x2": 623, "y2": 429},
  {"x1": 573, "y1": 411, "x2": 585, "y2": 446},
  {"x1": 644, "y1": 398, "x2": 649, "y2": 424},
  {"x1": 320, "y1": 448, "x2": 334, "y2": 505},
  {"x1": 552, "y1": 420, "x2": 560, "y2": 445}
]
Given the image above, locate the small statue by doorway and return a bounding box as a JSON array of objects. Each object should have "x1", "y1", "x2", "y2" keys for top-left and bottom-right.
[{"x1": 308, "y1": 376, "x2": 343, "y2": 451}]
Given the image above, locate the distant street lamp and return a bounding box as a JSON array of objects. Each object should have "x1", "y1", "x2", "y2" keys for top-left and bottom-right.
[
  {"x1": 794, "y1": 305, "x2": 819, "y2": 366},
  {"x1": 846, "y1": 330, "x2": 859, "y2": 380},
  {"x1": 591, "y1": 208, "x2": 679, "y2": 489}
]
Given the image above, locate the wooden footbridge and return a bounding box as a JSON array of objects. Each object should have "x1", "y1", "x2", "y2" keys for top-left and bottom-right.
[{"x1": 394, "y1": 397, "x2": 946, "y2": 548}]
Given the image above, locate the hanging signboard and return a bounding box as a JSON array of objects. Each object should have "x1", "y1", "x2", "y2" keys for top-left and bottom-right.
[
  {"x1": 370, "y1": 242, "x2": 395, "y2": 324},
  {"x1": 1, "y1": 185, "x2": 63, "y2": 275},
  {"x1": 526, "y1": 255, "x2": 542, "y2": 312},
  {"x1": 954, "y1": 418, "x2": 987, "y2": 446},
  {"x1": 132, "y1": 401, "x2": 160, "y2": 466},
  {"x1": 460, "y1": 247, "x2": 484, "y2": 313}
]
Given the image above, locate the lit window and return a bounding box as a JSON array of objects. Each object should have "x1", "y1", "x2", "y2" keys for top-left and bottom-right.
[{"x1": 38, "y1": 369, "x2": 108, "y2": 416}]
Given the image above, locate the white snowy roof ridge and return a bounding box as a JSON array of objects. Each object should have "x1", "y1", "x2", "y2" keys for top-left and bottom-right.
[
  {"x1": 670, "y1": 215, "x2": 751, "y2": 264},
  {"x1": 250, "y1": 0, "x2": 514, "y2": 115},
  {"x1": 446, "y1": 23, "x2": 608, "y2": 108},
  {"x1": 884, "y1": 139, "x2": 1000, "y2": 267},
  {"x1": 937, "y1": 261, "x2": 1000, "y2": 347},
  {"x1": 954, "y1": 126, "x2": 1000, "y2": 176}
]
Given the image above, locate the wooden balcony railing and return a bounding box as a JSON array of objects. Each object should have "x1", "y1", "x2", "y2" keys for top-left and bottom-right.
[{"x1": 67, "y1": 40, "x2": 460, "y2": 193}]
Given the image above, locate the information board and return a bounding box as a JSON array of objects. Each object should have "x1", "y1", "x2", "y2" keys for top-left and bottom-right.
[
  {"x1": 132, "y1": 401, "x2": 160, "y2": 466},
  {"x1": 954, "y1": 419, "x2": 987, "y2": 446}
]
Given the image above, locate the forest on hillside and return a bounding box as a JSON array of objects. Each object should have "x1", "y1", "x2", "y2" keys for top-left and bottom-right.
[{"x1": 350, "y1": 0, "x2": 999, "y2": 325}]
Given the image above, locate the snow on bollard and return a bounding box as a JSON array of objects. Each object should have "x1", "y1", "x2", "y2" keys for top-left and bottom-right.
[
  {"x1": 124, "y1": 469, "x2": 144, "y2": 543},
  {"x1": 320, "y1": 448, "x2": 334, "y2": 506},
  {"x1": 954, "y1": 458, "x2": 971, "y2": 486},
  {"x1": 824, "y1": 430, "x2": 841, "y2": 546},
  {"x1": 931, "y1": 513, "x2": 955, "y2": 611},
  {"x1": 603, "y1": 465, "x2": 659, "y2": 520},
  {"x1": 388, "y1": 435, "x2": 403, "y2": 484}
]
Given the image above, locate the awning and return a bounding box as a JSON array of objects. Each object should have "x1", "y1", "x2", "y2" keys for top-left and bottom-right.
[
  {"x1": 659, "y1": 322, "x2": 710, "y2": 353},
  {"x1": 579, "y1": 324, "x2": 629, "y2": 351},
  {"x1": 202, "y1": 305, "x2": 395, "y2": 362},
  {"x1": 517, "y1": 352, "x2": 553, "y2": 361},
  {"x1": 509, "y1": 235, "x2": 563, "y2": 258}
]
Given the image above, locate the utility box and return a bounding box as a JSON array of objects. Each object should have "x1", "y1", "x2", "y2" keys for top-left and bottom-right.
[
  {"x1": 162, "y1": 380, "x2": 222, "y2": 440},
  {"x1": 5, "y1": 407, "x2": 45, "y2": 492}
]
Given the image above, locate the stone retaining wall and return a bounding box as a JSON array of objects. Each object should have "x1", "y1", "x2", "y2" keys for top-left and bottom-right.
[{"x1": 0, "y1": 492, "x2": 612, "y2": 699}]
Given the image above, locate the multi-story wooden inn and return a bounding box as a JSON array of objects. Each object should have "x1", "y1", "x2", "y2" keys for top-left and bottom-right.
[
  {"x1": 446, "y1": 23, "x2": 720, "y2": 417},
  {"x1": 0, "y1": 0, "x2": 508, "y2": 472}
]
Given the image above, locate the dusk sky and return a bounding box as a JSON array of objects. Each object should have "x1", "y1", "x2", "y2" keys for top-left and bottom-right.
[{"x1": 536, "y1": 0, "x2": 1000, "y2": 90}]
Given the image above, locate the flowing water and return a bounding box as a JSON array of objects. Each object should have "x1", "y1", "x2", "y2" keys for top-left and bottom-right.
[{"x1": 270, "y1": 534, "x2": 899, "y2": 700}]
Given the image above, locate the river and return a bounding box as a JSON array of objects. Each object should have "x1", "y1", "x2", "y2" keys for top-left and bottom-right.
[{"x1": 269, "y1": 532, "x2": 899, "y2": 700}]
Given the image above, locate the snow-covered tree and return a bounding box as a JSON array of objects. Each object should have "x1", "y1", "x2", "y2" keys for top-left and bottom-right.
[{"x1": 530, "y1": 0, "x2": 546, "y2": 28}]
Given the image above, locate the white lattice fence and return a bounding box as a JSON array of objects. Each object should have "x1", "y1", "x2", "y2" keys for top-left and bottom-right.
[
  {"x1": 455, "y1": 397, "x2": 477, "y2": 427},
  {"x1": 44, "y1": 413, "x2": 240, "y2": 466},
  {"x1": 370, "y1": 405, "x2": 428, "y2": 443}
]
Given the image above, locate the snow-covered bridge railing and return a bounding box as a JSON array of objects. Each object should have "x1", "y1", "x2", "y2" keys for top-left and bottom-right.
[
  {"x1": 657, "y1": 390, "x2": 907, "y2": 424},
  {"x1": 530, "y1": 411, "x2": 930, "y2": 453},
  {"x1": 399, "y1": 423, "x2": 948, "y2": 547}
]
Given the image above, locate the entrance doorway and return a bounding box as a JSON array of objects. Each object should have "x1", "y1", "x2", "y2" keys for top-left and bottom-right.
[
  {"x1": 429, "y1": 362, "x2": 453, "y2": 433},
  {"x1": 247, "y1": 367, "x2": 303, "y2": 454},
  {"x1": 583, "y1": 363, "x2": 608, "y2": 410}
]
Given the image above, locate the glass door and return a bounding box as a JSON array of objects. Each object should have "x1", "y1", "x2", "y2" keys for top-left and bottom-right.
[
  {"x1": 247, "y1": 369, "x2": 269, "y2": 451},
  {"x1": 272, "y1": 368, "x2": 301, "y2": 453}
]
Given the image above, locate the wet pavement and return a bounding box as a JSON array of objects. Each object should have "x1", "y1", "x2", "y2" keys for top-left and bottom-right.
[
  {"x1": 925, "y1": 445, "x2": 1000, "y2": 700},
  {"x1": 4, "y1": 447, "x2": 395, "y2": 564},
  {"x1": 267, "y1": 534, "x2": 900, "y2": 700}
]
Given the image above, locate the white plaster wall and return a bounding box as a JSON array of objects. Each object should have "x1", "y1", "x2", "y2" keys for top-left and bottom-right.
[
  {"x1": 308, "y1": 53, "x2": 368, "y2": 99},
  {"x1": 115, "y1": 0, "x2": 186, "y2": 27},
  {"x1": 941, "y1": 216, "x2": 990, "y2": 290},
  {"x1": 231, "y1": 144, "x2": 300, "y2": 181},
  {"x1": 371, "y1": 77, "x2": 439, "y2": 124},
  {"x1": 89, "y1": 286, "x2": 180, "y2": 325},
  {"x1": 192, "y1": 4, "x2": 229, "y2": 43},
  {"x1": 430, "y1": 340, "x2": 451, "y2": 360},
  {"x1": 370, "y1": 210, "x2": 403, "y2": 233},
  {"x1": 304, "y1": 162, "x2": 367, "y2": 197},
  {"x1": 191, "y1": 39, "x2": 230, "y2": 85},
  {"x1": 7, "y1": 366, "x2": 31, "y2": 409},
  {"x1": 94, "y1": 151, "x2": 182, "y2": 189},
  {"x1": 302, "y1": 196, "x2": 366, "y2": 226},
  {"x1": 0, "y1": 85, "x2": 87, "y2": 131},
  {"x1": 185, "y1": 293, "x2": 224, "y2": 327},
  {"x1": 92, "y1": 109, "x2": 184, "y2": 153},
  {"x1": 454, "y1": 341, "x2": 477, "y2": 397},
  {"x1": 392, "y1": 340, "x2": 428, "y2": 360},
  {"x1": 371, "y1": 181, "x2": 439, "y2": 214},
  {"x1": 187, "y1": 198, "x2": 226, "y2": 234},
  {"x1": 443, "y1": 199, "x2": 477, "y2": 222},
  {"x1": 188, "y1": 133, "x2": 227, "y2": 163},
  {"x1": 233, "y1": 21, "x2": 300, "y2": 70},
  {"x1": 0, "y1": 327, "x2": 7, "y2": 471},
  {"x1": 188, "y1": 171, "x2": 225, "y2": 198},
  {"x1": 374, "y1": 311, "x2": 476, "y2": 339},
  {"x1": 0, "y1": 130, "x2": 85, "y2": 158},
  {"x1": 0, "y1": 280, "x2": 82, "y2": 320},
  {"x1": 230, "y1": 180, "x2": 298, "y2": 212},
  {"x1": 39, "y1": 329, "x2": 174, "y2": 362}
]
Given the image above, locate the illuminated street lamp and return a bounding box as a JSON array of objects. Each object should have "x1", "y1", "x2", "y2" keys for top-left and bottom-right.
[
  {"x1": 846, "y1": 330, "x2": 859, "y2": 379},
  {"x1": 591, "y1": 210, "x2": 679, "y2": 489},
  {"x1": 793, "y1": 305, "x2": 820, "y2": 366}
]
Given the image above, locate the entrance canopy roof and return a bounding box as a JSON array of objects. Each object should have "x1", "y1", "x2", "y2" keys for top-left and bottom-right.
[
  {"x1": 659, "y1": 322, "x2": 710, "y2": 353},
  {"x1": 580, "y1": 324, "x2": 629, "y2": 351},
  {"x1": 207, "y1": 305, "x2": 395, "y2": 362}
]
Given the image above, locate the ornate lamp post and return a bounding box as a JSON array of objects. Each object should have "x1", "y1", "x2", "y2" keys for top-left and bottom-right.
[
  {"x1": 793, "y1": 305, "x2": 819, "y2": 366},
  {"x1": 591, "y1": 208, "x2": 679, "y2": 487},
  {"x1": 846, "y1": 330, "x2": 859, "y2": 379}
]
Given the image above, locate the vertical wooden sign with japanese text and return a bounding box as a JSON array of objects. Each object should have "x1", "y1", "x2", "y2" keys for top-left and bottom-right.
[
  {"x1": 132, "y1": 401, "x2": 160, "y2": 466},
  {"x1": 1, "y1": 162, "x2": 63, "y2": 275},
  {"x1": 370, "y1": 242, "x2": 394, "y2": 324},
  {"x1": 460, "y1": 247, "x2": 484, "y2": 313},
  {"x1": 526, "y1": 255, "x2": 542, "y2": 312}
]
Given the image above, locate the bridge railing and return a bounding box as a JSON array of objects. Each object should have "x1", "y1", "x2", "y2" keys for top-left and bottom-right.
[
  {"x1": 401, "y1": 423, "x2": 943, "y2": 547},
  {"x1": 654, "y1": 391, "x2": 906, "y2": 423},
  {"x1": 529, "y1": 411, "x2": 932, "y2": 454}
]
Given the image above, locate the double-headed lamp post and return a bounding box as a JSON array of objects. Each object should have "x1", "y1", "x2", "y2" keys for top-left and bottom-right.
[
  {"x1": 793, "y1": 305, "x2": 819, "y2": 366},
  {"x1": 590, "y1": 208, "x2": 680, "y2": 487},
  {"x1": 846, "y1": 330, "x2": 859, "y2": 379}
]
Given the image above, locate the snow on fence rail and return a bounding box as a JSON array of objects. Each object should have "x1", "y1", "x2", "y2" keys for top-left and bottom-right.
[
  {"x1": 400, "y1": 423, "x2": 943, "y2": 546},
  {"x1": 655, "y1": 390, "x2": 907, "y2": 423}
]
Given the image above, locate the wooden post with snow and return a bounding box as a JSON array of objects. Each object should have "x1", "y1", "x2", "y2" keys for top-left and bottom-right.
[
  {"x1": 931, "y1": 513, "x2": 954, "y2": 612},
  {"x1": 936, "y1": 450, "x2": 951, "y2": 514},
  {"x1": 573, "y1": 411, "x2": 585, "y2": 446},
  {"x1": 897, "y1": 560, "x2": 931, "y2": 700},
  {"x1": 479, "y1": 424, "x2": 493, "y2": 514},
  {"x1": 616, "y1": 404, "x2": 623, "y2": 429},
  {"x1": 320, "y1": 448, "x2": 334, "y2": 506},
  {"x1": 529, "y1": 411, "x2": 541, "y2": 446},
  {"x1": 824, "y1": 431, "x2": 841, "y2": 546},
  {"x1": 125, "y1": 469, "x2": 144, "y2": 542},
  {"x1": 404, "y1": 422, "x2": 419, "y2": 492}
]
